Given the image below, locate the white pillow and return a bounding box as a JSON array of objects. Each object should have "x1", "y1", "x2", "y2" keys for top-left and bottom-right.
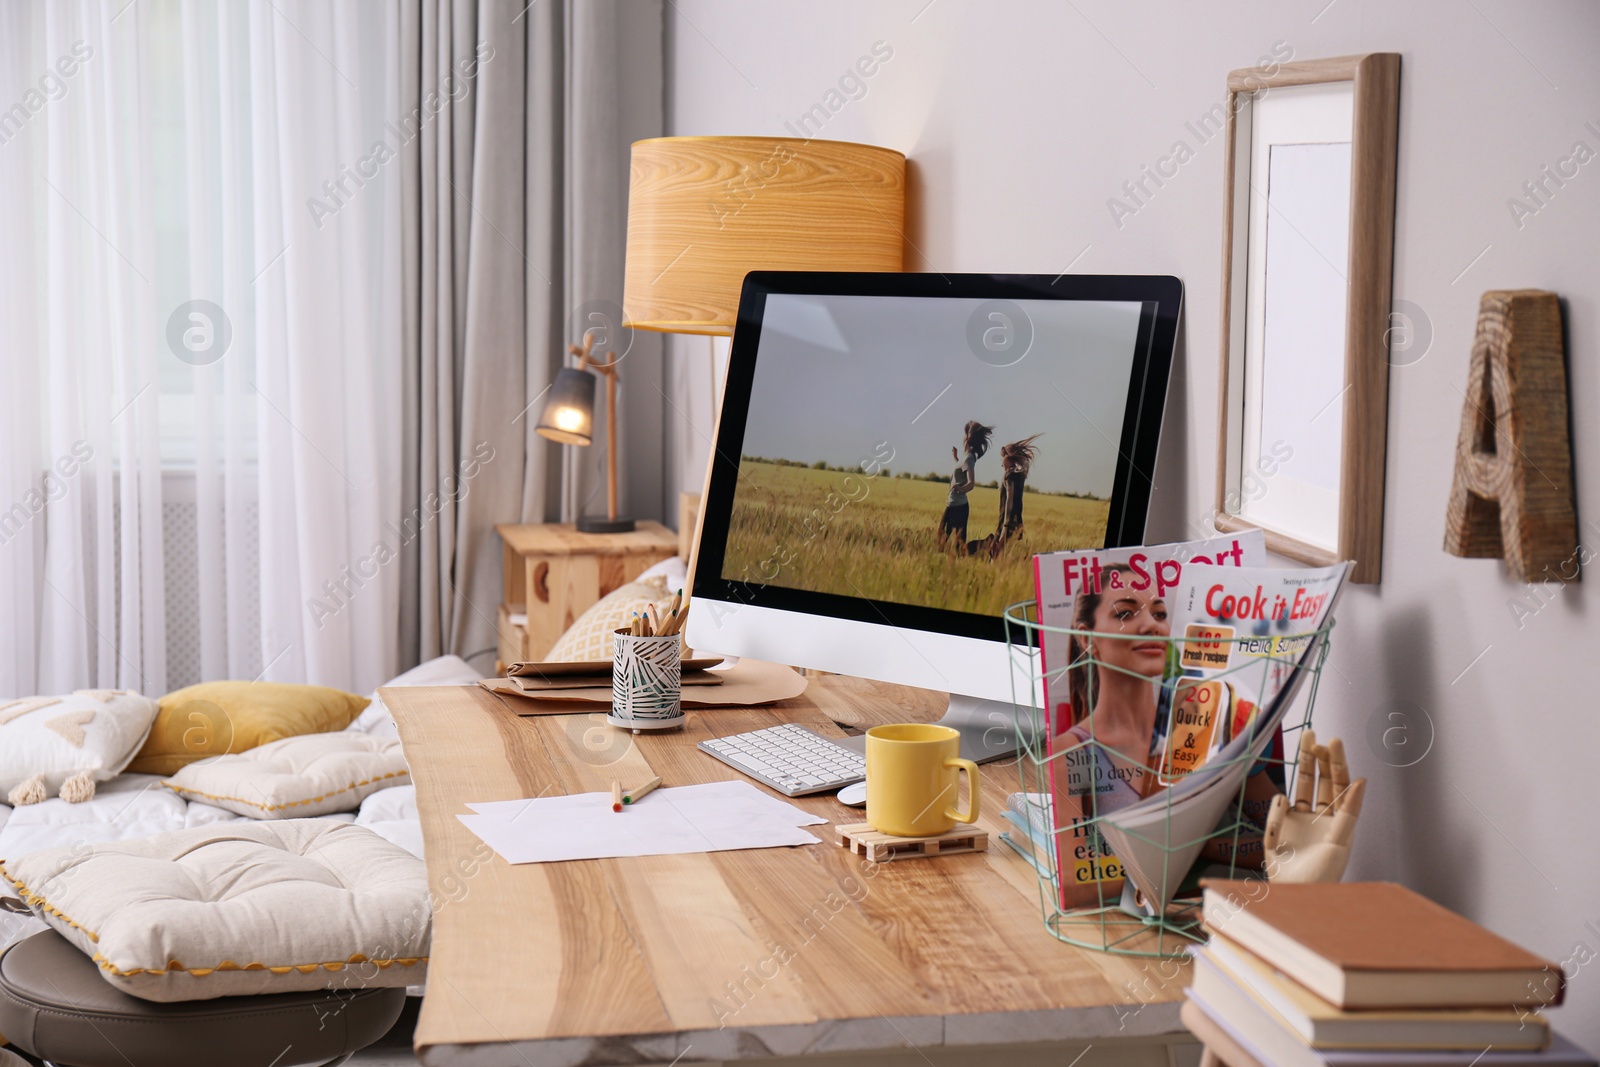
[
  {"x1": 545, "y1": 578, "x2": 672, "y2": 663},
  {"x1": 161, "y1": 733, "x2": 409, "y2": 820},
  {"x1": 0, "y1": 819, "x2": 429, "y2": 1002},
  {"x1": 638, "y1": 555, "x2": 688, "y2": 591},
  {"x1": 352, "y1": 654, "x2": 484, "y2": 738},
  {"x1": 0, "y1": 690, "x2": 159, "y2": 803},
  {"x1": 355, "y1": 784, "x2": 423, "y2": 859}
]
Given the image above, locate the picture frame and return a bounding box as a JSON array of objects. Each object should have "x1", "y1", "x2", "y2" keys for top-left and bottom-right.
[{"x1": 1213, "y1": 52, "x2": 1400, "y2": 584}]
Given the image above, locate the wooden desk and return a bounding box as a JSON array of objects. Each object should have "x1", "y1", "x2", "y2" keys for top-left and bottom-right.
[
  {"x1": 384, "y1": 676, "x2": 1192, "y2": 1067},
  {"x1": 1181, "y1": 1001, "x2": 1263, "y2": 1067}
]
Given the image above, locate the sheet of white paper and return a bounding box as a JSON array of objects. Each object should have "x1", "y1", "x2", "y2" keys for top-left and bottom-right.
[
  {"x1": 467, "y1": 780, "x2": 826, "y2": 826},
  {"x1": 458, "y1": 781, "x2": 828, "y2": 864}
]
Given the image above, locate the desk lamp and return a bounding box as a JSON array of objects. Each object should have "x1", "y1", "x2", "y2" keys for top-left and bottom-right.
[
  {"x1": 622, "y1": 135, "x2": 906, "y2": 336},
  {"x1": 536, "y1": 331, "x2": 632, "y2": 533},
  {"x1": 620, "y1": 135, "x2": 906, "y2": 562}
]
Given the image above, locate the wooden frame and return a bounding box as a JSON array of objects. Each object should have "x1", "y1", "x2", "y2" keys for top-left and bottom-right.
[{"x1": 1213, "y1": 53, "x2": 1400, "y2": 584}]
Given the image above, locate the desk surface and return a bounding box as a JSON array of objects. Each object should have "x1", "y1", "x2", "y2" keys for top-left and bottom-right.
[{"x1": 384, "y1": 675, "x2": 1188, "y2": 1067}]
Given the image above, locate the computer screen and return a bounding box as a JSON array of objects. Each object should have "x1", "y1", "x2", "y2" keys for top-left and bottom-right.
[
  {"x1": 726, "y1": 292, "x2": 1145, "y2": 617},
  {"x1": 693, "y1": 272, "x2": 1179, "y2": 649}
]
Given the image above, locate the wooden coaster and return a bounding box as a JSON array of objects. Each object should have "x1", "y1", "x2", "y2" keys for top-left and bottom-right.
[{"x1": 835, "y1": 822, "x2": 989, "y2": 863}]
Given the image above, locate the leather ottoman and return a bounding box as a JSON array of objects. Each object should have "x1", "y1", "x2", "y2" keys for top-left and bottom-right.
[{"x1": 0, "y1": 931, "x2": 404, "y2": 1067}]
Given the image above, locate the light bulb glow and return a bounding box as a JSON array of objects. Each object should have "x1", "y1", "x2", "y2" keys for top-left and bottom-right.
[{"x1": 554, "y1": 407, "x2": 584, "y2": 432}]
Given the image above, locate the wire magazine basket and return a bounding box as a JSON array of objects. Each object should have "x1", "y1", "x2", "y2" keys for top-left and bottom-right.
[{"x1": 999, "y1": 601, "x2": 1335, "y2": 959}]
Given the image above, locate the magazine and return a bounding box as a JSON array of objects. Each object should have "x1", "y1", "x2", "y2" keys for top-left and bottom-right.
[
  {"x1": 1024, "y1": 534, "x2": 1350, "y2": 908},
  {"x1": 1173, "y1": 562, "x2": 1347, "y2": 707},
  {"x1": 1097, "y1": 561, "x2": 1352, "y2": 913},
  {"x1": 1030, "y1": 532, "x2": 1265, "y2": 909},
  {"x1": 1155, "y1": 677, "x2": 1233, "y2": 786},
  {"x1": 1031, "y1": 531, "x2": 1266, "y2": 730}
]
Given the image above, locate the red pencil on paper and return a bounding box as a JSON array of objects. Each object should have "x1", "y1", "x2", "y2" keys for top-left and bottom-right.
[{"x1": 610, "y1": 780, "x2": 624, "y2": 813}]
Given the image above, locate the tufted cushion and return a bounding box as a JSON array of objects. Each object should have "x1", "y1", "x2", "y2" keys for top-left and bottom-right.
[
  {"x1": 0, "y1": 691, "x2": 159, "y2": 802},
  {"x1": 0, "y1": 820, "x2": 428, "y2": 1002},
  {"x1": 545, "y1": 576, "x2": 672, "y2": 662},
  {"x1": 160, "y1": 733, "x2": 408, "y2": 820}
]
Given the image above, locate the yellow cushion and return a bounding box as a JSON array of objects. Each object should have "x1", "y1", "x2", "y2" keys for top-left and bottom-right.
[
  {"x1": 126, "y1": 682, "x2": 369, "y2": 776},
  {"x1": 545, "y1": 577, "x2": 672, "y2": 662}
]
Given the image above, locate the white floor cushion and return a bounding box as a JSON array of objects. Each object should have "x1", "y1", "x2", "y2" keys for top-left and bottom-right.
[
  {"x1": 161, "y1": 733, "x2": 408, "y2": 819},
  {"x1": 0, "y1": 819, "x2": 429, "y2": 1002},
  {"x1": 0, "y1": 775, "x2": 248, "y2": 955},
  {"x1": 355, "y1": 784, "x2": 423, "y2": 859},
  {"x1": 352, "y1": 654, "x2": 484, "y2": 738}
]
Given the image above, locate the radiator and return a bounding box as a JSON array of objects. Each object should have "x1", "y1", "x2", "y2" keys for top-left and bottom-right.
[{"x1": 159, "y1": 492, "x2": 263, "y2": 689}]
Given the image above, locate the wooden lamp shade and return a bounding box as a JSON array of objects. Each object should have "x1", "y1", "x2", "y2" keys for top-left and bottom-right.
[{"x1": 622, "y1": 136, "x2": 906, "y2": 335}]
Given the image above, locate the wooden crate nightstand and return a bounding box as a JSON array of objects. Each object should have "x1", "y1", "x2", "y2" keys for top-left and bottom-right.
[{"x1": 494, "y1": 521, "x2": 679, "y2": 669}]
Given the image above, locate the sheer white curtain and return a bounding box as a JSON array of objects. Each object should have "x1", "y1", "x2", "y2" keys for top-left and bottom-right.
[
  {"x1": 0, "y1": 1, "x2": 403, "y2": 696},
  {"x1": 236, "y1": 1, "x2": 403, "y2": 691}
]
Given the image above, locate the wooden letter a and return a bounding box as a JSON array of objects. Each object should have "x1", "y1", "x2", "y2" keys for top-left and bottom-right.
[{"x1": 1444, "y1": 290, "x2": 1578, "y2": 582}]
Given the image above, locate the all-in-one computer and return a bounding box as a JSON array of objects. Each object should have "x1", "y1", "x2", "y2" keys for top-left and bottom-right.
[{"x1": 688, "y1": 272, "x2": 1181, "y2": 790}]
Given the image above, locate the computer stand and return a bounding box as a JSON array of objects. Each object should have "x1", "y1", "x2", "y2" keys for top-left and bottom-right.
[{"x1": 834, "y1": 694, "x2": 1044, "y2": 765}]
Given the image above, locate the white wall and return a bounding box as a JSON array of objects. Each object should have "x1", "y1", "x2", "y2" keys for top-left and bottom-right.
[{"x1": 665, "y1": 0, "x2": 1600, "y2": 1049}]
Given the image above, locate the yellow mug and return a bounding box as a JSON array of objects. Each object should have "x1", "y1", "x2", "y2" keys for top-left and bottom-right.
[{"x1": 865, "y1": 723, "x2": 981, "y2": 837}]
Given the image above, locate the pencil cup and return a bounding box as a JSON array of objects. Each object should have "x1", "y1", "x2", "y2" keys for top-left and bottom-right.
[{"x1": 607, "y1": 629, "x2": 684, "y2": 732}]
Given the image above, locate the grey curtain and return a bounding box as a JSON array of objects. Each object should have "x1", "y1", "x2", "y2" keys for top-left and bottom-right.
[{"x1": 397, "y1": 0, "x2": 665, "y2": 666}]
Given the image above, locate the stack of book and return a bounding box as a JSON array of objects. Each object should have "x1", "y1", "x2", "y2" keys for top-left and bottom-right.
[
  {"x1": 1000, "y1": 792, "x2": 1056, "y2": 874},
  {"x1": 1188, "y1": 881, "x2": 1593, "y2": 1067}
]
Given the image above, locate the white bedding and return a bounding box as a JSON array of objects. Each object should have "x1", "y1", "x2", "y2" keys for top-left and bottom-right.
[
  {"x1": 355, "y1": 784, "x2": 423, "y2": 858},
  {"x1": 0, "y1": 656, "x2": 480, "y2": 954},
  {"x1": 351, "y1": 654, "x2": 482, "y2": 738}
]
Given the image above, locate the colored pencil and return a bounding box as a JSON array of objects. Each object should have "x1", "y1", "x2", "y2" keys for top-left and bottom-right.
[
  {"x1": 610, "y1": 780, "x2": 624, "y2": 812},
  {"x1": 623, "y1": 775, "x2": 662, "y2": 805},
  {"x1": 661, "y1": 600, "x2": 690, "y2": 637}
]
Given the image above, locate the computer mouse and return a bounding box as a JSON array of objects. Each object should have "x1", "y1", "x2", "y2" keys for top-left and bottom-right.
[{"x1": 836, "y1": 781, "x2": 867, "y2": 807}]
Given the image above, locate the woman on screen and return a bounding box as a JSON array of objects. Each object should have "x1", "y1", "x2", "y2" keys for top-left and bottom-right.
[
  {"x1": 969, "y1": 433, "x2": 1042, "y2": 559},
  {"x1": 936, "y1": 420, "x2": 992, "y2": 553}
]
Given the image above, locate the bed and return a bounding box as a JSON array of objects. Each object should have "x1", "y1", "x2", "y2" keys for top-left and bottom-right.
[{"x1": 0, "y1": 550, "x2": 693, "y2": 963}]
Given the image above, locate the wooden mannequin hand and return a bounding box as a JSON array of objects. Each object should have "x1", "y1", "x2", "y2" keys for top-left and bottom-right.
[{"x1": 1263, "y1": 730, "x2": 1366, "y2": 884}]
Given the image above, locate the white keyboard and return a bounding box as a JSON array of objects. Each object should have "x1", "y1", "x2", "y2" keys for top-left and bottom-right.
[{"x1": 698, "y1": 723, "x2": 867, "y2": 797}]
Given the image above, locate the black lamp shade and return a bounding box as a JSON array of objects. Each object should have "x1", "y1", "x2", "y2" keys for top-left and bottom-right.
[{"x1": 535, "y1": 367, "x2": 596, "y2": 446}]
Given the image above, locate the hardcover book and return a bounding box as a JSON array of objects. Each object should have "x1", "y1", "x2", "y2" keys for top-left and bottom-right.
[{"x1": 1201, "y1": 880, "x2": 1566, "y2": 1010}]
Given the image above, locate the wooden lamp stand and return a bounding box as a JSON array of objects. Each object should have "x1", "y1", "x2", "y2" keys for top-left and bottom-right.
[{"x1": 567, "y1": 333, "x2": 633, "y2": 534}]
